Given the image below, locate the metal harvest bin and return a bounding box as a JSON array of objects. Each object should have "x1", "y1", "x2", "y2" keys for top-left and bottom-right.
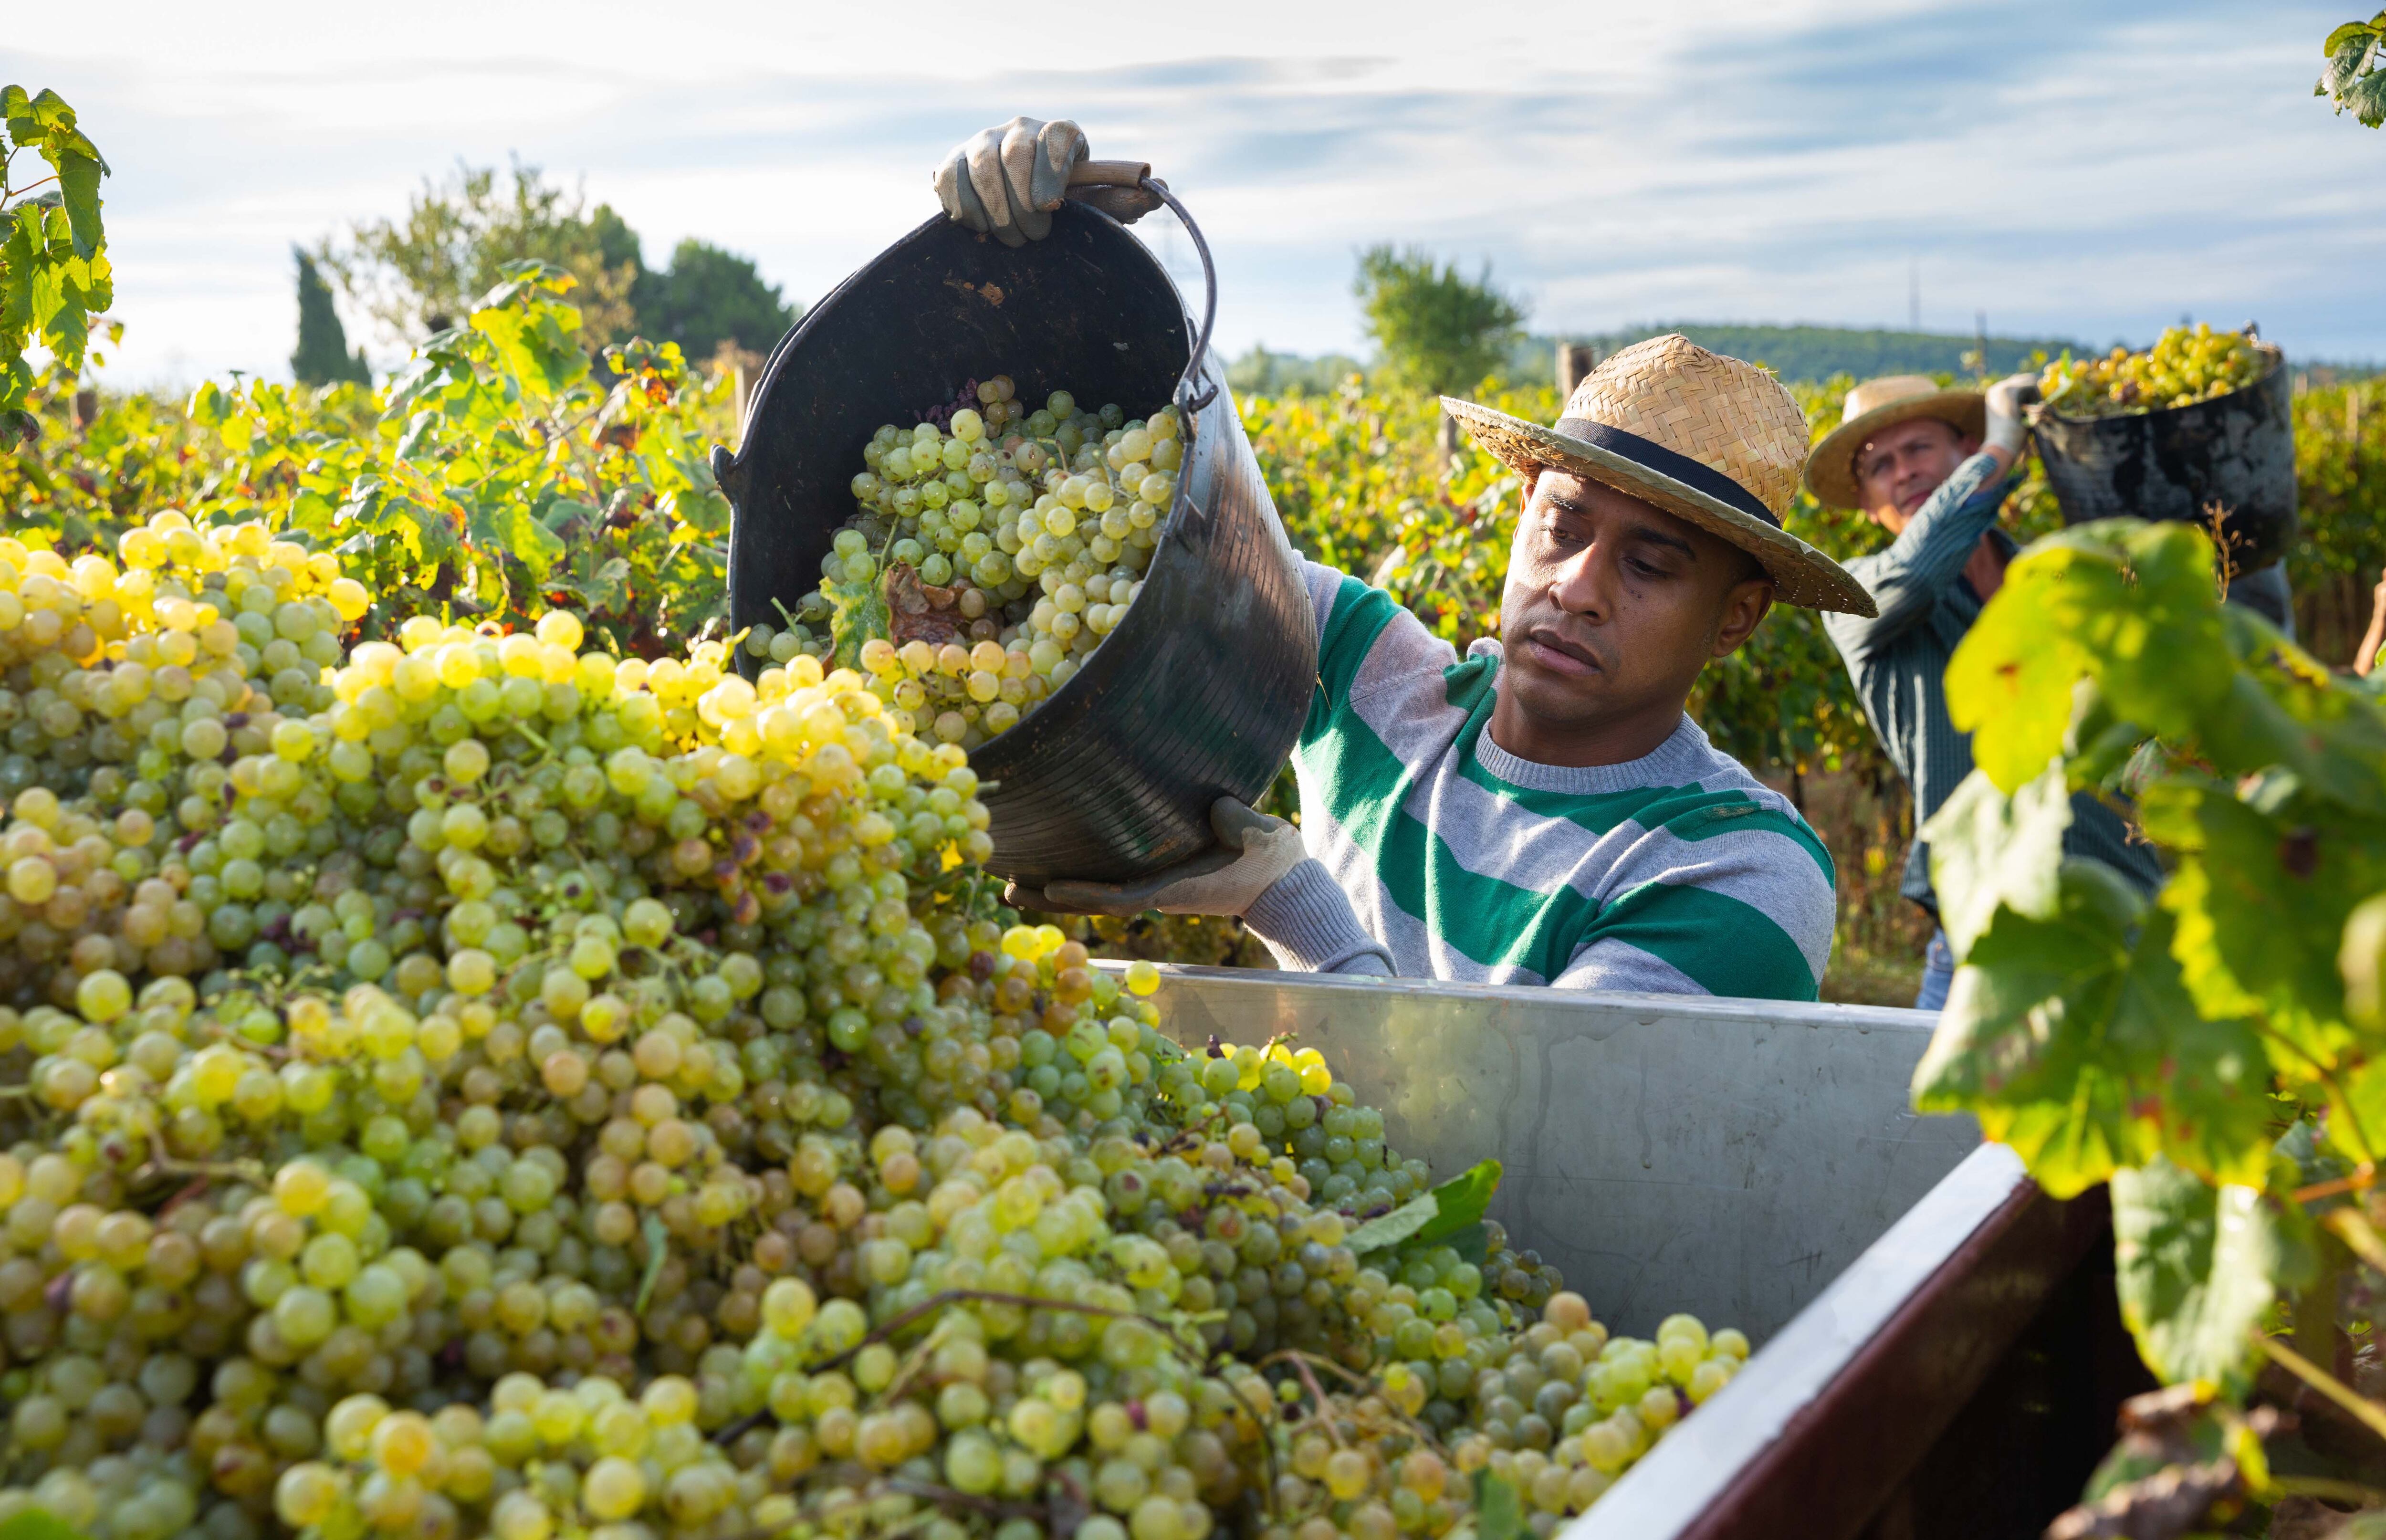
[{"x1": 1123, "y1": 966, "x2": 2135, "y2": 1540}]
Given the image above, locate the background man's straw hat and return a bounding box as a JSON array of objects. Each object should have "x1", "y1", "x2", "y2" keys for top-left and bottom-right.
[
  {"x1": 1805, "y1": 375, "x2": 1987, "y2": 511},
  {"x1": 1443, "y1": 335, "x2": 1875, "y2": 616}
]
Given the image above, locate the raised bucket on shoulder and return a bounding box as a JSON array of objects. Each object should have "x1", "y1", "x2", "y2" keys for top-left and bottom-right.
[
  {"x1": 716, "y1": 193, "x2": 1317, "y2": 888},
  {"x1": 2032, "y1": 343, "x2": 2297, "y2": 571}
]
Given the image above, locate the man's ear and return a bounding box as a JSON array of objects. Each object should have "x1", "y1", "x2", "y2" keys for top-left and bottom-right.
[{"x1": 1711, "y1": 576, "x2": 1775, "y2": 658}]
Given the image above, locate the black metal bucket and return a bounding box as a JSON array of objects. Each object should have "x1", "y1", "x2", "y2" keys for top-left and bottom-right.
[
  {"x1": 715, "y1": 190, "x2": 1316, "y2": 887},
  {"x1": 2032, "y1": 345, "x2": 2297, "y2": 571}
]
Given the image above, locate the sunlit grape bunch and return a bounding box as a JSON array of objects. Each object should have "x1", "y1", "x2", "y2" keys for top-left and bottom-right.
[
  {"x1": 2038, "y1": 323, "x2": 2269, "y2": 419},
  {"x1": 742, "y1": 376, "x2": 1182, "y2": 751}
]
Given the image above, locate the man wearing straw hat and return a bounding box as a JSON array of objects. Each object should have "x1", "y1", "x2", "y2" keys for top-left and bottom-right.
[
  {"x1": 944, "y1": 118, "x2": 1877, "y2": 1001},
  {"x1": 1808, "y1": 376, "x2": 2164, "y2": 1009}
]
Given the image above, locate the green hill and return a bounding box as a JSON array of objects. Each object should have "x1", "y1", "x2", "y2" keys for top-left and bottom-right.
[
  {"x1": 1523, "y1": 325, "x2": 2091, "y2": 386},
  {"x1": 1230, "y1": 324, "x2": 2097, "y2": 396}
]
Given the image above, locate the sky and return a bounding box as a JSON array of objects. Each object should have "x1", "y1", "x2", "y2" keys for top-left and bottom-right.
[{"x1": 7, "y1": 0, "x2": 2381, "y2": 391}]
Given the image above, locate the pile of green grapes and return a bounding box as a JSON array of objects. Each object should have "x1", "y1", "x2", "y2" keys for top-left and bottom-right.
[
  {"x1": 0, "y1": 509, "x2": 1749, "y2": 1540},
  {"x1": 2037, "y1": 324, "x2": 2269, "y2": 419},
  {"x1": 742, "y1": 377, "x2": 1180, "y2": 751}
]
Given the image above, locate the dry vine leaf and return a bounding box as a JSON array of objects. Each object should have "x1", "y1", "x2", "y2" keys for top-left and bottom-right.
[{"x1": 884, "y1": 561, "x2": 965, "y2": 647}]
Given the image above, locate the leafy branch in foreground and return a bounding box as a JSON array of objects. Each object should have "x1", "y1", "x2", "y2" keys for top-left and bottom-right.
[
  {"x1": 1916, "y1": 514, "x2": 2386, "y2": 1527},
  {"x1": 0, "y1": 86, "x2": 109, "y2": 432},
  {"x1": 2321, "y1": 13, "x2": 2386, "y2": 126}
]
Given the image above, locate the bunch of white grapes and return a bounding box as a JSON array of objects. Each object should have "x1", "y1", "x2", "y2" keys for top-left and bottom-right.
[
  {"x1": 2038, "y1": 324, "x2": 2268, "y2": 419},
  {"x1": 741, "y1": 377, "x2": 1183, "y2": 751},
  {"x1": 0, "y1": 504, "x2": 1753, "y2": 1540}
]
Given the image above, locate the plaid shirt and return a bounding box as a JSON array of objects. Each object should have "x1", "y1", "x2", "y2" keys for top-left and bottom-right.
[{"x1": 1820, "y1": 451, "x2": 2163, "y2": 915}]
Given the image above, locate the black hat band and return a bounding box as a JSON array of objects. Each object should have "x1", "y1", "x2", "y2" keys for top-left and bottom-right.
[{"x1": 1553, "y1": 418, "x2": 1782, "y2": 531}]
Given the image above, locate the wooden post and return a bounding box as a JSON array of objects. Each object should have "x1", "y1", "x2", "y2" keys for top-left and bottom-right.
[
  {"x1": 1556, "y1": 342, "x2": 1599, "y2": 400},
  {"x1": 733, "y1": 364, "x2": 753, "y2": 442}
]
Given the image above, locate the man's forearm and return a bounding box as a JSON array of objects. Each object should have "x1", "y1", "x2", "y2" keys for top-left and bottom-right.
[
  {"x1": 1240, "y1": 859, "x2": 1394, "y2": 975},
  {"x1": 1845, "y1": 453, "x2": 2016, "y2": 636}
]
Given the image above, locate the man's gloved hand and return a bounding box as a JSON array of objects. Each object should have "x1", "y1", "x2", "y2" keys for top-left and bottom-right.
[
  {"x1": 1984, "y1": 372, "x2": 2041, "y2": 459},
  {"x1": 932, "y1": 116, "x2": 1159, "y2": 244},
  {"x1": 1007, "y1": 798, "x2": 1304, "y2": 917}
]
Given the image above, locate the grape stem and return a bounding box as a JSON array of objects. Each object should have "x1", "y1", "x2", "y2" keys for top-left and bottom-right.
[
  {"x1": 2254, "y1": 1330, "x2": 2386, "y2": 1446},
  {"x1": 2265, "y1": 1474, "x2": 2386, "y2": 1507},
  {"x1": 810, "y1": 1288, "x2": 1170, "y2": 1371},
  {"x1": 139, "y1": 1134, "x2": 265, "y2": 1186},
  {"x1": 2324, "y1": 1206, "x2": 2386, "y2": 1277},
  {"x1": 1261, "y1": 1347, "x2": 1452, "y2": 1458},
  {"x1": 880, "y1": 1478, "x2": 1045, "y2": 1521},
  {"x1": 635, "y1": 1212, "x2": 670, "y2": 1315},
  {"x1": 1271, "y1": 1349, "x2": 1350, "y2": 1448},
  {"x1": 868, "y1": 1311, "x2": 961, "y2": 1414},
  {"x1": 2293, "y1": 1162, "x2": 2376, "y2": 1204}
]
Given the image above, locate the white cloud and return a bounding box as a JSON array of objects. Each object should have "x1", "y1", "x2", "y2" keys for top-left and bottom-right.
[{"x1": 10, "y1": 0, "x2": 2376, "y2": 389}]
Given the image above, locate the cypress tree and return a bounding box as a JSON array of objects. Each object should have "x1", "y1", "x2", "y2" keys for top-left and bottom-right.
[{"x1": 291, "y1": 249, "x2": 371, "y2": 386}]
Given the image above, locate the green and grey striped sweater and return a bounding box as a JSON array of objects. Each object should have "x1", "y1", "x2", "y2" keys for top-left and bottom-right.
[{"x1": 1250, "y1": 561, "x2": 1837, "y2": 1000}]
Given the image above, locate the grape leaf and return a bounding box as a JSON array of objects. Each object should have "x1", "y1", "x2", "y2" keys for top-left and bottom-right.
[
  {"x1": 2330, "y1": 1059, "x2": 2386, "y2": 1167},
  {"x1": 1346, "y1": 1193, "x2": 1438, "y2": 1255},
  {"x1": 471, "y1": 298, "x2": 586, "y2": 403},
  {"x1": 2110, "y1": 1156, "x2": 2313, "y2": 1394},
  {"x1": 2086, "y1": 521, "x2": 2235, "y2": 741},
  {"x1": 0, "y1": 1507, "x2": 86, "y2": 1540},
  {"x1": 54, "y1": 145, "x2": 103, "y2": 260},
  {"x1": 822, "y1": 571, "x2": 890, "y2": 674},
  {"x1": 2322, "y1": 20, "x2": 2381, "y2": 59},
  {"x1": 468, "y1": 503, "x2": 567, "y2": 581},
  {"x1": 2145, "y1": 779, "x2": 2386, "y2": 1069},
  {"x1": 1916, "y1": 877, "x2": 2269, "y2": 1197},
  {"x1": 2348, "y1": 66, "x2": 2386, "y2": 127},
  {"x1": 1348, "y1": 1160, "x2": 1503, "y2": 1254},
  {"x1": 1915, "y1": 894, "x2": 2147, "y2": 1196},
  {"x1": 1417, "y1": 1158, "x2": 1502, "y2": 1243},
  {"x1": 1920, "y1": 763, "x2": 2071, "y2": 959},
  {"x1": 2199, "y1": 615, "x2": 2386, "y2": 815},
  {"x1": 1943, "y1": 554, "x2": 2094, "y2": 791},
  {"x1": 1473, "y1": 1470, "x2": 1527, "y2": 1540},
  {"x1": 1949, "y1": 523, "x2": 2236, "y2": 793}
]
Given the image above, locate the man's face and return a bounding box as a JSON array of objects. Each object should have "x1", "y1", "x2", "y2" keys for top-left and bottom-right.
[
  {"x1": 1496, "y1": 469, "x2": 1774, "y2": 737},
  {"x1": 1855, "y1": 417, "x2": 1978, "y2": 533}
]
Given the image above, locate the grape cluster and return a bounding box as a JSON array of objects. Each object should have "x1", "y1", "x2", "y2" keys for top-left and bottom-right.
[
  {"x1": 2038, "y1": 324, "x2": 2268, "y2": 419},
  {"x1": 0, "y1": 509, "x2": 1752, "y2": 1540},
  {"x1": 743, "y1": 378, "x2": 1181, "y2": 751}
]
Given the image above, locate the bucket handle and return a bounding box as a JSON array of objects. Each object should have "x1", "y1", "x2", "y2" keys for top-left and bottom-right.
[{"x1": 1068, "y1": 160, "x2": 1221, "y2": 418}]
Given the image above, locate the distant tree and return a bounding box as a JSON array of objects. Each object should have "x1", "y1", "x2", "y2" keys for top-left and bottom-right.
[
  {"x1": 631, "y1": 240, "x2": 798, "y2": 360},
  {"x1": 316, "y1": 160, "x2": 641, "y2": 346},
  {"x1": 1354, "y1": 245, "x2": 1526, "y2": 398},
  {"x1": 290, "y1": 249, "x2": 370, "y2": 386},
  {"x1": 2317, "y1": 13, "x2": 2386, "y2": 125}
]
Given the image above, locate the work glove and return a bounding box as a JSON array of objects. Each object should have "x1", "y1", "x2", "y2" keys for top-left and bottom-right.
[
  {"x1": 932, "y1": 115, "x2": 1160, "y2": 245},
  {"x1": 1984, "y1": 372, "x2": 2040, "y2": 459},
  {"x1": 1008, "y1": 798, "x2": 1306, "y2": 917}
]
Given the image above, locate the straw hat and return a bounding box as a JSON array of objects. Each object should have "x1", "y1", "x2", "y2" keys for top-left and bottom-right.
[
  {"x1": 1443, "y1": 335, "x2": 1875, "y2": 615},
  {"x1": 1805, "y1": 375, "x2": 1986, "y2": 511}
]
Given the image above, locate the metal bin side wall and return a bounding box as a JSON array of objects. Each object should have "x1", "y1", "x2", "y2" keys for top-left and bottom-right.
[{"x1": 1129, "y1": 967, "x2": 1979, "y2": 1342}]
